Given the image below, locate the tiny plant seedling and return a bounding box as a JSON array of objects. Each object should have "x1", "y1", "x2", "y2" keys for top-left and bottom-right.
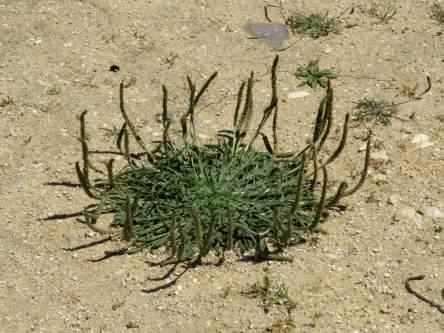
[
  {"x1": 242, "y1": 274, "x2": 296, "y2": 313},
  {"x1": 242, "y1": 274, "x2": 296, "y2": 332},
  {"x1": 295, "y1": 60, "x2": 337, "y2": 89}
]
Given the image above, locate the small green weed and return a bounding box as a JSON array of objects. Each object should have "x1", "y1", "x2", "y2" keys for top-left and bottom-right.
[
  {"x1": 295, "y1": 60, "x2": 337, "y2": 89},
  {"x1": 363, "y1": 1, "x2": 397, "y2": 24},
  {"x1": 286, "y1": 12, "x2": 339, "y2": 39},
  {"x1": 431, "y1": 1, "x2": 444, "y2": 24},
  {"x1": 242, "y1": 274, "x2": 296, "y2": 313},
  {"x1": 265, "y1": 314, "x2": 296, "y2": 333},
  {"x1": 352, "y1": 97, "x2": 398, "y2": 126}
]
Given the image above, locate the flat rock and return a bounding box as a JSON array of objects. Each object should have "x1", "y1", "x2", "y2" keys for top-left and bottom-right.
[{"x1": 244, "y1": 22, "x2": 289, "y2": 50}]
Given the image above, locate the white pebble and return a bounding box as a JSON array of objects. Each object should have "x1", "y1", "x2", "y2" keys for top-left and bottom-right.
[
  {"x1": 287, "y1": 90, "x2": 310, "y2": 99},
  {"x1": 421, "y1": 206, "x2": 444, "y2": 221},
  {"x1": 411, "y1": 134, "x2": 434, "y2": 149}
]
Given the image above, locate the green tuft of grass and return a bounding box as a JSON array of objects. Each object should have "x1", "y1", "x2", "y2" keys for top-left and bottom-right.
[
  {"x1": 363, "y1": 1, "x2": 397, "y2": 24},
  {"x1": 242, "y1": 274, "x2": 296, "y2": 313},
  {"x1": 352, "y1": 97, "x2": 398, "y2": 126},
  {"x1": 243, "y1": 274, "x2": 296, "y2": 332},
  {"x1": 286, "y1": 12, "x2": 339, "y2": 39},
  {"x1": 294, "y1": 60, "x2": 337, "y2": 89},
  {"x1": 431, "y1": 1, "x2": 444, "y2": 24}
]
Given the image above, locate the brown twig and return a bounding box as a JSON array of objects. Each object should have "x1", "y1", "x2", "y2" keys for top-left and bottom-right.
[
  {"x1": 63, "y1": 236, "x2": 112, "y2": 252},
  {"x1": 405, "y1": 275, "x2": 444, "y2": 314}
]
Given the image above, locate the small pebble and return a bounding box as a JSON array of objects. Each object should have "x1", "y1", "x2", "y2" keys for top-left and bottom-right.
[
  {"x1": 387, "y1": 194, "x2": 402, "y2": 206},
  {"x1": 411, "y1": 134, "x2": 434, "y2": 149},
  {"x1": 323, "y1": 46, "x2": 333, "y2": 53},
  {"x1": 421, "y1": 206, "x2": 444, "y2": 221},
  {"x1": 287, "y1": 90, "x2": 310, "y2": 99},
  {"x1": 370, "y1": 150, "x2": 389, "y2": 162}
]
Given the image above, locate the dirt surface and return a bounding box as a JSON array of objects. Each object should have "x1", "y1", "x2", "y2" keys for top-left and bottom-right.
[{"x1": 1, "y1": 0, "x2": 444, "y2": 332}]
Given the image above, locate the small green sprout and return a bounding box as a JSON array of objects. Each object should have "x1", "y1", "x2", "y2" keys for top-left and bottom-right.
[
  {"x1": 295, "y1": 60, "x2": 337, "y2": 89},
  {"x1": 242, "y1": 275, "x2": 296, "y2": 313}
]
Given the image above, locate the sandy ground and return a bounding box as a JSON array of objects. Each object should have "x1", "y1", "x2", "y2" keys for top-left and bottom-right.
[{"x1": 1, "y1": 0, "x2": 444, "y2": 332}]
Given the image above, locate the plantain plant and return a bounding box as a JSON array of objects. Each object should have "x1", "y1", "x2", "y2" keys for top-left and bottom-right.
[
  {"x1": 66, "y1": 55, "x2": 370, "y2": 265},
  {"x1": 285, "y1": 12, "x2": 340, "y2": 39},
  {"x1": 295, "y1": 60, "x2": 337, "y2": 89}
]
